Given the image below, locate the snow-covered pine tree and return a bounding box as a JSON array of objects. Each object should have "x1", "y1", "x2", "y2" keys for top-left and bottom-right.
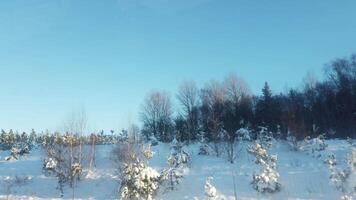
[
  {"x1": 0, "y1": 130, "x2": 16, "y2": 150},
  {"x1": 198, "y1": 132, "x2": 211, "y2": 156},
  {"x1": 236, "y1": 128, "x2": 251, "y2": 141},
  {"x1": 299, "y1": 134, "x2": 328, "y2": 159},
  {"x1": 162, "y1": 138, "x2": 190, "y2": 191},
  {"x1": 119, "y1": 145, "x2": 161, "y2": 200},
  {"x1": 205, "y1": 177, "x2": 217, "y2": 200},
  {"x1": 256, "y1": 127, "x2": 273, "y2": 149},
  {"x1": 248, "y1": 142, "x2": 281, "y2": 193},
  {"x1": 325, "y1": 148, "x2": 356, "y2": 199},
  {"x1": 168, "y1": 138, "x2": 190, "y2": 168}
]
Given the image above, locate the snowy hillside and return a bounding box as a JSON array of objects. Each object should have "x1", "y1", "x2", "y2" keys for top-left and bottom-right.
[{"x1": 1, "y1": 139, "x2": 355, "y2": 200}]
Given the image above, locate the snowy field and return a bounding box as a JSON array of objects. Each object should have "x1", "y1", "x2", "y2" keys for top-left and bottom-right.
[{"x1": 0, "y1": 140, "x2": 355, "y2": 200}]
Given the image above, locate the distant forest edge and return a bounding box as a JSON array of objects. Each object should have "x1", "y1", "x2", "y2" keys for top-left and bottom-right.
[
  {"x1": 140, "y1": 54, "x2": 356, "y2": 141},
  {"x1": 2, "y1": 54, "x2": 356, "y2": 143}
]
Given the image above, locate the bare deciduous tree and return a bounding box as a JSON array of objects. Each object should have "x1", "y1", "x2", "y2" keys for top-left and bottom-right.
[
  {"x1": 224, "y1": 73, "x2": 251, "y2": 105},
  {"x1": 200, "y1": 80, "x2": 226, "y2": 156},
  {"x1": 50, "y1": 107, "x2": 88, "y2": 199},
  {"x1": 177, "y1": 80, "x2": 199, "y2": 143},
  {"x1": 140, "y1": 91, "x2": 173, "y2": 142}
]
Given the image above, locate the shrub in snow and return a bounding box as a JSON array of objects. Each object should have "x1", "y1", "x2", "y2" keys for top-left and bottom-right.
[
  {"x1": 198, "y1": 143, "x2": 211, "y2": 156},
  {"x1": 341, "y1": 195, "x2": 353, "y2": 200},
  {"x1": 120, "y1": 161, "x2": 160, "y2": 200},
  {"x1": 286, "y1": 131, "x2": 301, "y2": 151},
  {"x1": 236, "y1": 128, "x2": 251, "y2": 141},
  {"x1": 247, "y1": 143, "x2": 268, "y2": 165},
  {"x1": 161, "y1": 138, "x2": 190, "y2": 191},
  {"x1": 324, "y1": 154, "x2": 337, "y2": 167},
  {"x1": 71, "y1": 163, "x2": 82, "y2": 179},
  {"x1": 248, "y1": 142, "x2": 281, "y2": 193},
  {"x1": 251, "y1": 165, "x2": 281, "y2": 193},
  {"x1": 205, "y1": 177, "x2": 217, "y2": 200},
  {"x1": 312, "y1": 134, "x2": 328, "y2": 151},
  {"x1": 42, "y1": 133, "x2": 84, "y2": 197},
  {"x1": 198, "y1": 133, "x2": 211, "y2": 156},
  {"x1": 161, "y1": 166, "x2": 184, "y2": 192},
  {"x1": 119, "y1": 145, "x2": 161, "y2": 200},
  {"x1": 0, "y1": 130, "x2": 17, "y2": 150},
  {"x1": 43, "y1": 157, "x2": 58, "y2": 171},
  {"x1": 4, "y1": 145, "x2": 30, "y2": 161},
  {"x1": 143, "y1": 145, "x2": 155, "y2": 160},
  {"x1": 325, "y1": 148, "x2": 356, "y2": 199},
  {"x1": 168, "y1": 138, "x2": 190, "y2": 168},
  {"x1": 329, "y1": 164, "x2": 351, "y2": 193},
  {"x1": 256, "y1": 127, "x2": 273, "y2": 149},
  {"x1": 111, "y1": 139, "x2": 143, "y2": 173},
  {"x1": 300, "y1": 134, "x2": 328, "y2": 158}
]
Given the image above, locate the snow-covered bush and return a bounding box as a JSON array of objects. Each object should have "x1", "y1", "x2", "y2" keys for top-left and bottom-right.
[
  {"x1": 312, "y1": 134, "x2": 328, "y2": 151},
  {"x1": 341, "y1": 195, "x2": 353, "y2": 200},
  {"x1": 286, "y1": 131, "x2": 301, "y2": 151},
  {"x1": 247, "y1": 143, "x2": 268, "y2": 165},
  {"x1": 324, "y1": 154, "x2": 337, "y2": 167},
  {"x1": 4, "y1": 145, "x2": 30, "y2": 161},
  {"x1": 329, "y1": 164, "x2": 351, "y2": 193},
  {"x1": 205, "y1": 177, "x2": 217, "y2": 200},
  {"x1": 71, "y1": 163, "x2": 82, "y2": 179},
  {"x1": 325, "y1": 148, "x2": 356, "y2": 199},
  {"x1": 161, "y1": 166, "x2": 183, "y2": 192},
  {"x1": 42, "y1": 133, "x2": 84, "y2": 197},
  {"x1": 198, "y1": 143, "x2": 211, "y2": 156},
  {"x1": 300, "y1": 134, "x2": 328, "y2": 158},
  {"x1": 236, "y1": 128, "x2": 251, "y2": 141},
  {"x1": 43, "y1": 157, "x2": 57, "y2": 171},
  {"x1": 168, "y1": 138, "x2": 190, "y2": 168},
  {"x1": 161, "y1": 138, "x2": 190, "y2": 191},
  {"x1": 111, "y1": 138, "x2": 146, "y2": 174},
  {"x1": 0, "y1": 130, "x2": 17, "y2": 150},
  {"x1": 256, "y1": 127, "x2": 273, "y2": 149},
  {"x1": 251, "y1": 165, "x2": 281, "y2": 193},
  {"x1": 143, "y1": 144, "x2": 155, "y2": 160},
  {"x1": 120, "y1": 161, "x2": 160, "y2": 200},
  {"x1": 248, "y1": 142, "x2": 281, "y2": 193},
  {"x1": 119, "y1": 145, "x2": 161, "y2": 200}
]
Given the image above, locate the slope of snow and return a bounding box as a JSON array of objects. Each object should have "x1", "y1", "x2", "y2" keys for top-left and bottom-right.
[{"x1": 0, "y1": 140, "x2": 354, "y2": 200}]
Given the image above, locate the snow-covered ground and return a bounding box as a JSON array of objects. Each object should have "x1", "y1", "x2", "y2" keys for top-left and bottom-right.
[{"x1": 0, "y1": 140, "x2": 354, "y2": 200}]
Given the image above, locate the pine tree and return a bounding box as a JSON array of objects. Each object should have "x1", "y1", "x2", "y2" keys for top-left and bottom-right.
[
  {"x1": 119, "y1": 145, "x2": 161, "y2": 200},
  {"x1": 248, "y1": 142, "x2": 281, "y2": 193},
  {"x1": 205, "y1": 177, "x2": 217, "y2": 200}
]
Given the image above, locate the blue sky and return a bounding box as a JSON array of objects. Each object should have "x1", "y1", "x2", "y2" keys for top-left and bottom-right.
[{"x1": 1, "y1": 0, "x2": 356, "y2": 133}]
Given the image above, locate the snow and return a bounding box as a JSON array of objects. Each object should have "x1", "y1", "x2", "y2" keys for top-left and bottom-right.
[{"x1": 0, "y1": 139, "x2": 355, "y2": 199}]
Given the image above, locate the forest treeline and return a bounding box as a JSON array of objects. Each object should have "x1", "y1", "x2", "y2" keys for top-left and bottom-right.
[
  {"x1": 141, "y1": 54, "x2": 356, "y2": 142},
  {"x1": 1, "y1": 55, "x2": 356, "y2": 144}
]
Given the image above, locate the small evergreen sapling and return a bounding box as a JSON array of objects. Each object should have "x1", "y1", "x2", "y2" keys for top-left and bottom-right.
[
  {"x1": 325, "y1": 148, "x2": 356, "y2": 199},
  {"x1": 162, "y1": 138, "x2": 190, "y2": 191},
  {"x1": 205, "y1": 177, "x2": 217, "y2": 200},
  {"x1": 248, "y1": 142, "x2": 281, "y2": 193},
  {"x1": 119, "y1": 145, "x2": 161, "y2": 200}
]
